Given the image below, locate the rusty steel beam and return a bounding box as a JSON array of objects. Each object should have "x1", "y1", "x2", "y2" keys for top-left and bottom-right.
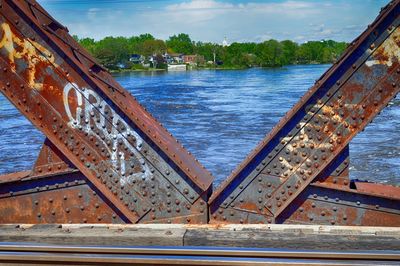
[
  {"x1": 0, "y1": 0, "x2": 400, "y2": 226},
  {"x1": 0, "y1": 170, "x2": 127, "y2": 224},
  {"x1": 209, "y1": 0, "x2": 400, "y2": 225},
  {"x1": 0, "y1": 0, "x2": 213, "y2": 224}
]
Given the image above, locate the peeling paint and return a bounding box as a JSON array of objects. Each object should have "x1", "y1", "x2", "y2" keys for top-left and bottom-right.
[
  {"x1": 366, "y1": 27, "x2": 400, "y2": 67},
  {"x1": 0, "y1": 22, "x2": 58, "y2": 90}
]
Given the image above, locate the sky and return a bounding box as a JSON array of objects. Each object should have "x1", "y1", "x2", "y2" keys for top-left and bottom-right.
[{"x1": 37, "y1": 0, "x2": 391, "y2": 43}]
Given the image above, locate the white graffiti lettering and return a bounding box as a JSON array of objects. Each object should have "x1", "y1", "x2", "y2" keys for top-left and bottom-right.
[{"x1": 63, "y1": 83, "x2": 152, "y2": 185}]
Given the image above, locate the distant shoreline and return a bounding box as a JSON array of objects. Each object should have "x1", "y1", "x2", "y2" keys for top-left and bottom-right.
[{"x1": 109, "y1": 63, "x2": 328, "y2": 73}]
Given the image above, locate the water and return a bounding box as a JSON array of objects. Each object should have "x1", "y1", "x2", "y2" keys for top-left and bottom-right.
[{"x1": 1, "y1": 65, "x2": 399, "y2": 185}]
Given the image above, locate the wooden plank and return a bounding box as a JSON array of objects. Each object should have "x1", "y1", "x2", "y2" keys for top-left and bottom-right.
[
  {"x1": 0, "y1": 225, "x2": 185, "y2": 246},
  {"x1": 184, "y1": 228, "x2": 400, "y2": 250},
  {"x1": 0, "y1": 224, "x2": 400, "y2": 250}
]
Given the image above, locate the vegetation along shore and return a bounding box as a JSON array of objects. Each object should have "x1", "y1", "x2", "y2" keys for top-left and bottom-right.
[{"x1": 73, "y1": 33, "x2": 347, "y2": 71}]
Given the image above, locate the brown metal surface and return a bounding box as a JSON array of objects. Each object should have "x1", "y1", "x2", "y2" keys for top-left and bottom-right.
[
  {"x1": 0, "y1": 0, "x2": 212, "y2": 224},
  {"x1": 0, "y1": 0, "x2": 399, "y2": 226},
  {"x1": 31, "y1": 138, "x2": 76, "y2": 176},
  {"x1": 0, "y1": 170, "x2": 126, "y2": 224},
  {"x1": 208, "y1": 0, "x2": 400, "y2": 225}
]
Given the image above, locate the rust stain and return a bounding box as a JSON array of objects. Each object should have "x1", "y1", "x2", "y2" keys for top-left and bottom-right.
[
  {"x1": 366, "y1": 26, "x2": 400, "y2": 68},
  {"x1": 0, "y1": 22, "x2": 58, "y2": 90},
  {"x1": 0, "y1": 0, "x2": 400, "y2": 226}
]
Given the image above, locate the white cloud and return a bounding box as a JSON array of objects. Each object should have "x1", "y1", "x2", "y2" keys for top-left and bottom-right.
[
  {"x1": 38, "y1": 0, "x2": 390, "y2": 43},
  {"x1": 166, "y1": 0, "x2": 319, "y2": 17},
  {"x1": 166, "y1": 0, "x2": 234, "y2": 11},
  {"x1": 87, "y1": 8, "x2": 100, "y2": 20}
]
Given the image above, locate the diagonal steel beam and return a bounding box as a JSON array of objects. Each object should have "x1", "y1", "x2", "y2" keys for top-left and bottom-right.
[
  {"x1": 0, "y1": 0, "x2": 213, "y2": 224},
  {"x1": 209, "y1": 0, "x2": 400, "y2": 224}
]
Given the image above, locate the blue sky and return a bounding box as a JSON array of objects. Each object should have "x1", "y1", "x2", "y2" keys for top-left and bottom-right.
[{"x1": 37, "y1": 0, "x2": 390, "y2": 43}]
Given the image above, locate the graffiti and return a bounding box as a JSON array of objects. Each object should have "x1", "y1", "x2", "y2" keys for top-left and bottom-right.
[
  {"x1": 63, "y1": 83, "x2": 152, "y2": 185},
  {"x1": 0, "y1": 20, "x2": 153, "y2": 186},
  {"x1": 0, "y1": 22, "x2": 58, "y2": 90}
]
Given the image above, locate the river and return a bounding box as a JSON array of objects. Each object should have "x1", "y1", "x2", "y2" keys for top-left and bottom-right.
[{"x1": 1, "y1": 65, "x2": 399, "y2": 185}]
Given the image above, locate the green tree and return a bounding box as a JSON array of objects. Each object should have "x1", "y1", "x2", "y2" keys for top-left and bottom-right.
[
  {"x1": 140, "y1": 39, "x2": 167, "y2": 56},
  {"x1": 256, "y1": 39, "x2": 284, "y2": 67},
  {"x1": 74, "y1": 33, "x2": 348, "y2": 70},
  {"x1": 127, "y1": 34, "x2": 155, "y2": 54},
  {"x1": 93, "y1": 36, "x2": 129, "y2": 68},
  {"x1": 280, "y1": 40, "x2": 298, "y2": 65},
  {"x1": 166, "y1": 33, "x2": 194, "y2": 54}
]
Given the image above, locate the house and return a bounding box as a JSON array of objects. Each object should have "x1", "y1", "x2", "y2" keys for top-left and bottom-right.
[
  {"x1": 163, "y1": 53, "x2": 184, "y2": 64},
  {"x1": 183, "y1": 55, "x2": 205, "y2": 65},
  {"x1": 116, "y1": 62, "x2": 126, "y2": 69},
  {"x1": 149, "y1": 54, "x2": 166, "y2": 68},
  {"x1": 129, "y1": 54, "x2": 145, "y2": 64},
  {"x1": 170, "y1": 53, "x2": 184, "y2": 64}
]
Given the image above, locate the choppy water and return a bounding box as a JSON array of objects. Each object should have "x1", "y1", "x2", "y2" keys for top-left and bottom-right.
[{"x1": 1, "y1": 65, "x2": 399, "y2": 185}]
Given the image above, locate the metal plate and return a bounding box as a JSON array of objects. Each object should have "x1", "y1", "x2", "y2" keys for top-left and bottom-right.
[
  {"x1": 0, "y1": 0, "x2": 212, "y2": 224},
  {"x1": 209, "y1": 1, "x2": 400, "y2": 225}
]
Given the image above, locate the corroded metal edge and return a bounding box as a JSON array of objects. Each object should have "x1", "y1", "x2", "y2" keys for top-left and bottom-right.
[
  {"x1": 6, "y1": 0, "x2": 214, "y2": 191},
  {"x1": 209, "y1": 0, "x2": 400, "y2": 206}
]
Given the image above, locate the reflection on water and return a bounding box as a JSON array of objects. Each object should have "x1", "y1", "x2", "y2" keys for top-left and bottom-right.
[{"x1": 0, "y1": 65, "x2": 399, "y2": 185}]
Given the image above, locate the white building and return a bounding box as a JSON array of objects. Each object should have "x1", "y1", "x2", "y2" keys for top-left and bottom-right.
[{"x1": 222, "y1": 37, "x2": 229, "y2": 47}]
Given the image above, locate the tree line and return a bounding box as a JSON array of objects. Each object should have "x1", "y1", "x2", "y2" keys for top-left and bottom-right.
[{"x1": 73, "y1": 33, "x2": 348, "y2": 69}]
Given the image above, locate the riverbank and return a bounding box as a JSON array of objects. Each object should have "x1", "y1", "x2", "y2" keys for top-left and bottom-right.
[
  {"x1": 111, "y1": 65, "x2": 270, "y2": 73},
  {"x1": 110, "y1": 68, "x2": 166, "y2": 73},
  {"x1": 109, "y1": 63, "x2": 328, "y2": 73}
]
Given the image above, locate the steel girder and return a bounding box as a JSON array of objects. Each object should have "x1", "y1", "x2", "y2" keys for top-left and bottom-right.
[
  {"x1": 0, "y1": 0, "x2": 399, "y2": 225},
  {"x1": 0, "y1": 0, "x2": 212, "y2": 224},
  {"x1": 208, "y1": 0, "x2": 400, "y2": 225}
]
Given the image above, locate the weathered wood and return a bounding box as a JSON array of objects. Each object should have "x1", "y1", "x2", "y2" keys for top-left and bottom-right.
[
  {"x1": 0, "y1": 225, "x2": 185, "y2": 246},
  {"x1": 0, "y1": 224, "x2": 400, "y2": 251},
  {"x1": 184, "y1": 228, "x2": 400, "y2": 250}
]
